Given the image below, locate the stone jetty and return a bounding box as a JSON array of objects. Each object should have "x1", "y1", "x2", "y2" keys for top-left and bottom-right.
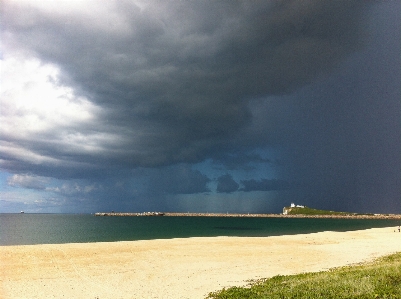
[
  {"x1": 94, "y1": 212, "x2": 401, "y2": 219},
  {"x1": 95, "y1": 212, "x2": 165, "y2": 217}
]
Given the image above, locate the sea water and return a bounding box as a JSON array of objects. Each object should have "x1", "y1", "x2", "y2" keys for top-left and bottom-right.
[{"x1": 0, "y1": 213, "x2": 399, "y2": 245}]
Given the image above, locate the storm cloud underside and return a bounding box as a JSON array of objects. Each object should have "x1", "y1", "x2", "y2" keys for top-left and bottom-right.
[{"x1": 1, "y1": 0, "x2": 399, "y2": 213}]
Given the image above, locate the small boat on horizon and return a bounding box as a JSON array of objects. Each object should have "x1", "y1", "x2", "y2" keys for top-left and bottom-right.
[{"x1": 20, "y1": 211, "x2": 24, "y2": 214}]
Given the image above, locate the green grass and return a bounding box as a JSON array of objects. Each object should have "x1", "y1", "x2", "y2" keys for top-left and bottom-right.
[
  {"x1": 285, "y1": 206, "x2": 353, "y2": 215},
  {"x1": 284, "y1": 206, "x2": 376, "y2": 216},
  {"x1": 206, "y1": 252, "x2": 401, "y2": 299}
]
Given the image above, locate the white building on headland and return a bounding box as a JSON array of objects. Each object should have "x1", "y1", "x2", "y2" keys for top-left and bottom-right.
[
  {"x1": 283, "y1": 203, "x2": 305, "y2": 214},
  {"x1": 291, "y1": 203, "x2": 305, "y2": 208}
]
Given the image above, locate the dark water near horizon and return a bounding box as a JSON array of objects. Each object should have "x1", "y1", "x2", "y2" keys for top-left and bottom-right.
[{"x1": 1, "y1": 213, "x2": 399, "y2": 246}]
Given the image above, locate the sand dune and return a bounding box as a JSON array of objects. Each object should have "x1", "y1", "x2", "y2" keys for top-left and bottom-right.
[{"x1": 1, "y1": 227, "x2": 400, "y2": 299}]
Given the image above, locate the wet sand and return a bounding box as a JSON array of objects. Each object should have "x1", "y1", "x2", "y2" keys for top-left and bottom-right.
[{"x1": 1, "y1": 227, "x2": 400, "y2": 299}]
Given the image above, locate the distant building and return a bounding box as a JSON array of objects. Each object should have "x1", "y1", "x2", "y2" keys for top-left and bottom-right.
[{"x1": 283, "y1": 203, "x2": 305, "y2": 215}]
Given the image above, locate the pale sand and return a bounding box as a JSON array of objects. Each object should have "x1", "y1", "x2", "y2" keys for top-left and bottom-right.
[{"x1": 1, "y1": 227, "x2": 400, "y2": 299}]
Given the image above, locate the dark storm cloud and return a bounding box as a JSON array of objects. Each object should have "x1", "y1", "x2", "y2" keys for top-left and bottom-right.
[
  {"x1": 147, "y1": 165, "x2": 211, "y2": 195},
  {"x1": 216, "y1": 174, "x2": 239, "y2": 193},
  {"x1": 267, "y1": 1, "x2": 400, "y2": 214},
  {"x1": 3, "y1": 0, "x2": 398, "y2": 215},
  {"x1": 212, "y1": 152, "x2": 271, "y2": 171},
  {"x1": 1, "y1": 0, "x2": 371, "y2": 175},
  {"x1": 240, "y1": 179, "x2": 290, "y2": 192}
]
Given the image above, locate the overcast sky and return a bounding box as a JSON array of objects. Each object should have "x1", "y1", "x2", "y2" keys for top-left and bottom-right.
[{"x1": 1, "y1": 0, "x2": 400, "y2": 214}]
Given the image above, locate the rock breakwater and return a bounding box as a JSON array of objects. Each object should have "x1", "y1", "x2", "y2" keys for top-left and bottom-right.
[{"x1": 94, "y1": 212, "x2": 401, "y2": 219}]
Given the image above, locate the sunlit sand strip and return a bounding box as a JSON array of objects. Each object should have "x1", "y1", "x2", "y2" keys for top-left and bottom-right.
[{"x1": 1, "y1": 227, "x2": 400, "y2": 299}]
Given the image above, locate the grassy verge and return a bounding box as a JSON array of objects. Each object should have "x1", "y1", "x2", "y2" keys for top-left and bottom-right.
[{"x1": 206, "y1": 252, "x2": 401, "y2": 299}]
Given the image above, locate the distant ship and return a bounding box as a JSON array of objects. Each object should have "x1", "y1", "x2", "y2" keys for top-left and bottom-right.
[{"x1": 20, "y1": 211, "x2": 24, "y2": 214}]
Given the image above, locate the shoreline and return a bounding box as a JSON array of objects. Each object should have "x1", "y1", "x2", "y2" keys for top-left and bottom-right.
[
  {"x1": 2, "y1": 226, "x2": 400, "y2": 299},
  {"x1": 95, "y1": 211, "x2": 401, "y2": 219}
]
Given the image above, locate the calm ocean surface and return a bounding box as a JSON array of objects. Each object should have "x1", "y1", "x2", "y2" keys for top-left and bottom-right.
[{"x1": 1, "y1": 213, "x2": 399, "y2": 246}]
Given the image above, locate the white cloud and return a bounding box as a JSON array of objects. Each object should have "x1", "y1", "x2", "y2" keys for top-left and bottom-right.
[
  {"x1": 1, "y1": 56, "x2": 98, "y2": 136},
  {"x1": 7, "y1": 174, "x2": 49, "y2": 190},
  {"x1": 46, "y1": 182, "x2": 101, "y2": 195},
  {"x1": 0, "y1": 54, "x2": 128, "y2": 168}
]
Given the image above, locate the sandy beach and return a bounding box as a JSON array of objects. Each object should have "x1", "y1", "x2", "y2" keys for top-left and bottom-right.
[{"x1": 1, "y1": 227, "x2": 400, "y2": 299}]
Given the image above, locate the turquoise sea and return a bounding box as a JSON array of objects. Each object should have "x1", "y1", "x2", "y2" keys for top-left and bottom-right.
[{"x1": 1, "y1": 213, "x2": 399, "y2": 246}]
